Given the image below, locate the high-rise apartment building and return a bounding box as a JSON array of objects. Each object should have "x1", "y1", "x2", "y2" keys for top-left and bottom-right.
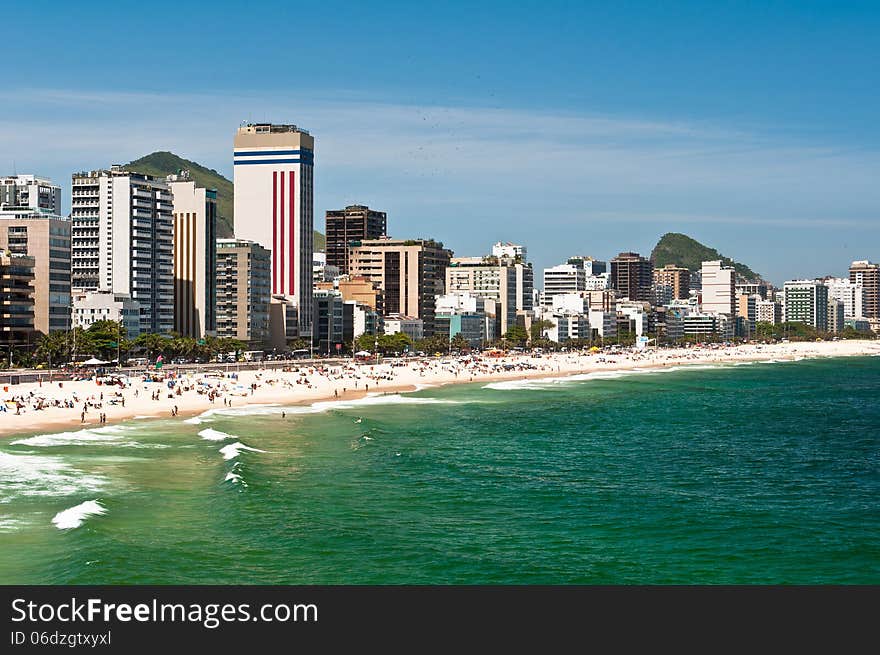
[
  {"x1": 348, "y1": 238, "x2": 452, "y2": 336},
  {"x1": 446, "y1": 256, "x2": 518, "y2": 335},
  {"x1": 543, "y1": 262, "x2": 585, "y2": 301},
  {"x1": 215, "y1": 239, "x2": 271, "y2": 346},
  {"x1": 755, "y1": 298, "x2": 782, "y2": 324},
  {"x1": 653, "y1": 264, "x2": 691, "y2": 301},
  {"x1": 167, "y1": 174, "x2": 217, "y2": 338},
  {"x1": 783, "y1": 280, "x2": 828, "y2": 331},
  {"x1": 0, "y1": 175, "x2": 61, "y2": 215},
  {"x1": 0, "y1": 204, "x2": 71, "y2": 334},
  {"x1": 0, "y1": 252, "x2": 35, "y2": 346},
  {"x1": 233, "y1": 123, "x2": 314, "y2": 334},
  {"x1": 824, "y1": 277, "x2": 865, "y2": 319},
  {"x1": 70, "y1": 167, "x2": 174, "y2": 334},
  {"x1": 848, "y1": 260, "x2": 879, "y2": 318},
  {"x1": 325, "y1": 205, "x2": 386, "y2": 275},
  {"x1": 610, "y1": 252, "x2": 653, "y2": 302},
  {"x1": 700, "y1": 260, "x2": 736, "y2": 316}
]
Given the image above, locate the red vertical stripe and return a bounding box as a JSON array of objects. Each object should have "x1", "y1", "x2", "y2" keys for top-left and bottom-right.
[
  {"x1": 280, "y1": 171, "x2": 285, "y2": 295},
  {"x1": 289, "y1": 171, "x2": 302, "y2": 294},
  {"x1": 272, "y1": 172, "x2": 278, "y2": 295}
]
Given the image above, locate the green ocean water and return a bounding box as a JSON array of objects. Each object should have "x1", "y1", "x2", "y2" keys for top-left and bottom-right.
[{"x1": 1, "y1": 356, "x2": 878, "y2": 584}]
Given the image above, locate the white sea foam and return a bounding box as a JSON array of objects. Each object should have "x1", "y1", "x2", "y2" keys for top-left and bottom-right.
[
  {"x1": 0, "y1": 451, "x2": 107, "y2": 503},
  {"x1": 198, "y1": 428, "x2": 234, "y2": 442},
  {"x1": 9, "y1": 425, "x2": 159, "y2": 449},
  {"x1": 0, "y1": 516, "x2": 26, "y2": 532},
  {"x1": 219, "y1": 442, "x2": 266, "y2": 461},
  {"x1": 188, "y1": 403, "x2": 282, "y2": 423},
  {"x1": 482, "y1": 364, "x2": 725, "y2": 390},
  {"x1": 51, "y1": 500, "x2": 107, "y2": 530}
]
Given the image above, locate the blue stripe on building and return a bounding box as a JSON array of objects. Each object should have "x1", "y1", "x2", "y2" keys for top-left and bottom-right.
[
  {"x1": 233, "y1": 149, "x2": 314, "y2": 157},
  {"x1": 233, "y1": 158, "x2": 314, "y2": 166}
]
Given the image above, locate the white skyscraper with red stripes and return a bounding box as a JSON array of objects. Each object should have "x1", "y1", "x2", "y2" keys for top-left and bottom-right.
[{"x1": 233, "y1": 123, "x2": 314, "y2": 334}]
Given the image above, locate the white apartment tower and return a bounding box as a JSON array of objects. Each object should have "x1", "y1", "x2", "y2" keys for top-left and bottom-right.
[
  {"x1": 233, "y1": 123, "x2": 314, "y2": 334},
  {"x1": 70, "y1": 167, "x2": 174, "y2": 334},
  {"x1": 824, "y1": 277, "x2": 865, "y2": 320},
  {"x1": 0, "y1": 175, "x2": 61, "y2": 215},
  {"x1": 167, "y1": 174, "x2": 217, "y2": 338},
  {"x1": 700, "y1": 260, "x2": 736, "y2": 316}
]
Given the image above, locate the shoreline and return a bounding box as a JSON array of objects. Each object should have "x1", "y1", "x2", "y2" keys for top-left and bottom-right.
[{"x1": 2, "y1": 339, "x2": 879, "y2": 439}]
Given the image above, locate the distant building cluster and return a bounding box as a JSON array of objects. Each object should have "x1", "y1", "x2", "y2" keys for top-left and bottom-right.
[{"x1": 1, "y1": 123, "x2": 879, "y2": 356}]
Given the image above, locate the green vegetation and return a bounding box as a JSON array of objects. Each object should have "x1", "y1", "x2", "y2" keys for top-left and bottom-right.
[
  {"x1": 650, "y1": 232, "x2": 762, "y2": 281},
  {"x1": 124, "y1": 151, "x2": 326, "y2": 249},
  {"x1": 16, "y1": 322, "x2": 248, "y2": 369}
]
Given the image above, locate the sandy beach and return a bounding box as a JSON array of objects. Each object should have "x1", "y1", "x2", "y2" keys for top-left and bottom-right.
[{"x1": 2, "y1": 339, "x2": 878, "y2": 439}]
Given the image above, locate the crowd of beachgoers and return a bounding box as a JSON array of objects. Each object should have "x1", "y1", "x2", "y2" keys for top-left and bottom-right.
[{"x1": 2, "y1": 339, "x2": 878, "y2": 437}]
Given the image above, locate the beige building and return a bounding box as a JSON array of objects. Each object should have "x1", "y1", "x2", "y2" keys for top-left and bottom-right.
[
  {"x1": 348, "y1": 238, "x2": 452, "y2": 336},
  {"x1": 167, "y1": 174, "x2": 217, "y2": 338},
  {"x1": 315, "y1": 275, "x2": 384, "y2": 313},
  {"x1": 0, "y1": 252, "x2": 35, "y2": 346},
  {"x1": 0, "y1": 212, "x2": 71, "y2": 334},
  {"x1": 653, "y1": 264, "x2": 691, "y2": 301},
  {"x1": 215, "y1": 239, "x2": 271, "y2": 346}
]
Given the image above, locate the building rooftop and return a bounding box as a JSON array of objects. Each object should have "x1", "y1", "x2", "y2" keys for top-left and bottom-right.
[{"x1": 237, "y1": 123, "x2": 310, "y2": 136}]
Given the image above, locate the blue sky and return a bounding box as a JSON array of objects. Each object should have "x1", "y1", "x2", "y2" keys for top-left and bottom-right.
[{"x1": 3, "y1": 0, "x2": 879, "y2": 285}]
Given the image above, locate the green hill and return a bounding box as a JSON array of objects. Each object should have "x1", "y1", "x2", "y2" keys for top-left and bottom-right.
[
  {"x1": 124, "y1": 151, "x2": 325, "y2": 249},
  {"x1": 650, "y1": 232, "x2": 762, "y2": 281}
]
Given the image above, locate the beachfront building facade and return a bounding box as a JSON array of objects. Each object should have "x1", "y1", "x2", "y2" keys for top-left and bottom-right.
[
  {"x1": 215, "y1": 239, "x2": 271, "y2": 346},
  {"x1": 543, "y1": 262, "x2": 584, "y2": 304},
  {"x1": 348, "y1": 237, "x2": 452, "y2": 336},
  {"x1": 312, "y1": 288, "x2": 345, "y2": 355},
  {"x1": 610, "y1": 252, "x2": 653, "y2": 302},
  {"x1": 233, "y1": 123, "x2": 314, "y2": 335},
  {"x1": 827, "y1": 299, "x2": 845, "y2": 334},
  {"x1": 0, "y1": 252, "x2": 35, "y2": 346},
  {"x1": 682, "y1": 312, "x2": 734, "y2": 340},
  {"x1": 849, "y1": 260, "x2": 879, "y2": 319},
  {"x1": 700, "y1": 260, "x2": 737, "y2": 316},
  {"x1": 783, "y1": 280, "x2": 829, "y2": 331},
  {"x1": 343, "y1": 300, "x2": 382, "y2": 343},
  {"x1": 824, "y1": 277, "x2": 866, "y2": 320},
  {"x1": 653, "y1": 264, "x2": 691, "y2": 301},
  {"x1": 383, "y1": 315, "x2": 424, "y2": 342},
  {"x1": 0, "y1": 207, "x2": 71, "y2": 335},
  {"x1": 445, "y1": 256, "x2": 518, "y2": 336},
  {"x1": 72, "y1": 289, "x2": 141, "y2": 339},
  {"x1": 167, "y1": 174, "x2": 217, "y2": 339},
  {"x1": 70, "y1": 167, "x2": 174, "y2": 334},
  {"x1": 325, "y1": 205, "x2": 386, "y2": 275},
  {"x1": 543, "y1": 256, "x2": 606, "y2": 306},
  {"x1": 755, "y1": 298, "x2": 782, "y2": 324},
  {"x1": 435, "y1": 291, "x2": 495, "y2": 346}
]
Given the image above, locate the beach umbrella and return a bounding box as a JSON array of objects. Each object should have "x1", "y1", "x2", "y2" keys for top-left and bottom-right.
[{"x1": 82, "y1": 358, "x2": 109, "y2": 366}]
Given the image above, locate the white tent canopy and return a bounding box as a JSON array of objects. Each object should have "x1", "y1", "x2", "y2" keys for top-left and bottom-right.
[
  {"x1": 355, "y1": 351, "x2": 373, "y2": 356},
  {"x1": 81, "y1": 358, "x2": 109, "y2": 366}
]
